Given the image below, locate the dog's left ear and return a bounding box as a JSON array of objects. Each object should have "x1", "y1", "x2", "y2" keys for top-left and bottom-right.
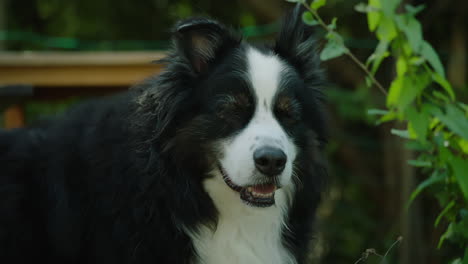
[{"x1": 174, "y1": 18, "x2": 240, "y2": 74}]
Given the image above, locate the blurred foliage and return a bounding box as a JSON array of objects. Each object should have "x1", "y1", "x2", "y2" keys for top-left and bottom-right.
[
  {"x1": 296, "y1": 0, "x2": 468, "y2": 263},
  {"x1": 326, "y1": 84, "x2": 378, "y2": 124},
  {"x1": 3, "y1": 0, "x2": 264, "y2": 50}
]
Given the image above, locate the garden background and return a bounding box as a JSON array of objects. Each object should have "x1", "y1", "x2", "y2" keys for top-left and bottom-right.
[{"x1": 1, "y1": 0, "x2": 467, "y2": 263}]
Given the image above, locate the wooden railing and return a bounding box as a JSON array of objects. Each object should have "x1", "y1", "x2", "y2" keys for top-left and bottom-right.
[{"x1": 0, "y1": 51, "x2": 165, "y2": 128}]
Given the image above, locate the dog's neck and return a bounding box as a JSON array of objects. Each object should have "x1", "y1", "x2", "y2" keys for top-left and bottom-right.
[{"x1": 185, "y1": 170, "x2": 297, "y2": 264}]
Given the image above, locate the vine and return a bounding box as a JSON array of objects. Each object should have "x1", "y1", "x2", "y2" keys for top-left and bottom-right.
[{"x1": 287, "y1": 0, "x2": 468, "y2": 262}]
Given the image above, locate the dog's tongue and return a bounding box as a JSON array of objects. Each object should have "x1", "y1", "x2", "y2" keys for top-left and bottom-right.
[{"x1": 251, "y1": 184, "x2": 276, "y2": 194}]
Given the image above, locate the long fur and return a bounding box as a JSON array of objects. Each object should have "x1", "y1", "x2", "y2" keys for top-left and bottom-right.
[{"x1": 0, "y1": 5, "x2": 327, "y2": 264}]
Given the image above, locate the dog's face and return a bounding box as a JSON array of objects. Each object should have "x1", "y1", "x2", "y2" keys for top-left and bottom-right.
[
  {"x1": 141, "y1": 8, "x2": 326, "y2": 208},
  {"x1": 205, "y1": 48, "x2": 303, "y2": 207}
]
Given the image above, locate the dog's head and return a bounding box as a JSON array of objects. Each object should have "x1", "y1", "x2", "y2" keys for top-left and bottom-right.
[{"x1": 136, "y1": 5, "x2": 326, "y2": 209}]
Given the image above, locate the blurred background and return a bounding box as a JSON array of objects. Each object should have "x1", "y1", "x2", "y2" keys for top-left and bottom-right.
[{"x1": 0, "y1": 0, "x2": 467, "y2": 263}]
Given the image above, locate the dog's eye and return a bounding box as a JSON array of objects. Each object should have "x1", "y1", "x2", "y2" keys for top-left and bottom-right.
[
  {"x1": 216, "y1": 100, "x2": 238, "y2": 117},
  {"x1": 275, "y1": 97, "x2": 301, "y2": 124},
  {"x1": 216, "y1": 94, "x2": 251, "y2": 119}
]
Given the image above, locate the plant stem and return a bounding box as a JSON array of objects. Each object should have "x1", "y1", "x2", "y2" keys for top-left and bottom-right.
[
  {"x1": 353, "y1": 256, "x2": 366, "y2": 264},
  {"x1": 303, "y1": 3, "x2": 388, "y2": 96},
  {"x1": 380, "y1": 237, "x2": 403, "y2": 263},
  {"x1": 345, "y1": 50, "x2": 388, "y2": 95}
]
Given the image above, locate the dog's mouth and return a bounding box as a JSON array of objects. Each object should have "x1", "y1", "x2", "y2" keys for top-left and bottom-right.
[{"x1": 219, "y1": 165, "x2": 277, "y2": 208}]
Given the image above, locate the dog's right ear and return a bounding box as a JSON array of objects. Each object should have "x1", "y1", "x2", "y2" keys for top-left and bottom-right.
[
  {"x1": 275, "y1": 4, "x2": 318, "y2": 70},
  {"x1": 174, "y1": 18, "x2": 241, "y2": 74}
]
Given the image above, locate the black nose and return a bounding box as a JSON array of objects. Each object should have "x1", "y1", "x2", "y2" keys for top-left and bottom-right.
[{"x1": 253, "y1": 147, "x2": 287, "y2": 176}]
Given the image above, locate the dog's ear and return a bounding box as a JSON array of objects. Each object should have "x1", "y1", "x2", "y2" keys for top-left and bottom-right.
[
  {"x1": 274, "y1": 4, "x2": 320, "y2": 76},
  {"x1": 274, "y1": 4, "x2": 324, "y2": 94},
  {"x1": 174, "y1": 18, "x2": 240, "y2": 74}
]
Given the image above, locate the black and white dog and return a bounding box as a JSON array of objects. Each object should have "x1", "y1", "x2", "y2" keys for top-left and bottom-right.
[{"x1": 0, "y1": 5, "x2": 327, "y2": 264}]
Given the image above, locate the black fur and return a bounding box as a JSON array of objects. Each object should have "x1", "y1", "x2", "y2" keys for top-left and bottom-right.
[{"x1": 0, "y1": 5, "x2": 327, "y2": 264}]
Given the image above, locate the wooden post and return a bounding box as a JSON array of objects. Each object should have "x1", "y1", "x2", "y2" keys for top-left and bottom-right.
[
  {"x1": 0, "y1": 0, "x2": 5, "y2": 50},
  {"x1": 447, "y1": 14, "x2": 466, "y2": 88},
  {"x1": 4, "y1": 104, "x2": 25, "y2": 129}
]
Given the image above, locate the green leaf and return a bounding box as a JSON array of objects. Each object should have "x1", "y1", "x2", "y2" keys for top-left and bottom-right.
[
  {"x1": 405, "y1": 107, "x2": 429, "y2": 139},
  {"x1": 328, "y1": 17, "x2": 338, "y2": 30},
  {"x1": 421, "y1": 40, "x2": 446, "y2": 77},
  {"x1": 407, "y1": 160, "x2": 432, "y2": 167},
  {"x1": 433, "y1": 73, "x2": 455, "y2": 101},
  {"x1": 409, "y1": 56, "x2": 425, "y2": 66},
  {"x1": 396, "y1": 57, "x2": 408, "y2": 76},
  {"x1": 459, "y1": 102, "x2": 468, "y2": 112},
  {"x1": 435, "y1": 200, "x2": 455, "y2": 227},
  {"x1": 365, "y1": 76, "x2": 373, "y2": 87},
  {"x1": 387, "y1": 73, "x2": 430, "y2": 110},
  {"x1": 311, "y1": 0, "x2": 326, "y2": 10},
  {"x1": 367, "y1": 0, "x2": 381, "y2": 32},
  {"x1": 387, "y1": 77, "x2": 403, "y2": 107},
  {"x1": 433, "y1": 90, "x2": 451, "y2": 103},
  {"x1": 449, "y1": 155, "x2": 468, "y2": 201},
  {"x1": 407, "y1": 171, "x2": 445, "y2": 207},
  {"x1": 391, "y1": 129, "x2": 410, "y2": 139},
  {"x1": 429, "y1": 105, "x2": 468, "y2": 140},
  {"x1": 458, "y1": 139, "x2": 468, "y2": 154},
  {"x1": 405, "y1": 4, "x2": 426, "y2": 16},
  {"x1": 302, "y1": 12, "x2": 319, "y2": 26},
  {"x1": 403, "y1": 17, "x2": 424, "y2": 53},
  {"x1": 381, "y1": 0, "x2": 401, "y2": 17},
  {"x1": 320, "y1": 39, "x2": 348, "y2": 61},
  {"x1": 401, "y1": 41, "x2": 413, "y2": 57},
  {"x1": 450, "y1": 215, "x2": 468, "y2": 240},
  {"x1": 376, "y1": 16, "x2": 398, "y2": 41},
  {"x1": 378, "y1": 110, "x2": 399, "y2": 123},
  {"x1": 367, "y1": 109, "x2": 388, "y2": 116},
  {"x1": 440, "y1": 146, "x2": 468, "y2": 201},
  {"x1": 367, "y1": 40, "x2": 390, "y2": 74},
  {"x1": 355, "y1": 3, "x2": 369, "y2": 13},
  {"x1": 438, "y1": 223, "x2": 454, "y2": 248}
]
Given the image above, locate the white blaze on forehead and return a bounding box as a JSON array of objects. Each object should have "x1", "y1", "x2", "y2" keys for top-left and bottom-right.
[{"x1": 247, "y1": 48, "x2": 284, "y2": 108}]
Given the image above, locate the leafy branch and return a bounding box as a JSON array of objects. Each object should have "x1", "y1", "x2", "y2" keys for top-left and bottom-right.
[
  {"x1": 288, "y1": 0, "x2": 468, "y2": 262},
  {"x1": 300, "y1": 0, "x2": 388, "y2": 95}
]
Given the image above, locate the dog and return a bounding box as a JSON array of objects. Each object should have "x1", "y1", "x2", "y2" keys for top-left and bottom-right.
[{"x1": 0, "y1": 5, "x2": 327, "y2": 264}]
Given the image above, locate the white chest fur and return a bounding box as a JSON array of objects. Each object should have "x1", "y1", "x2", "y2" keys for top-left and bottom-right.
[{"x1": 186, "y1": 173, "x2": 297, "y2": 264}]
